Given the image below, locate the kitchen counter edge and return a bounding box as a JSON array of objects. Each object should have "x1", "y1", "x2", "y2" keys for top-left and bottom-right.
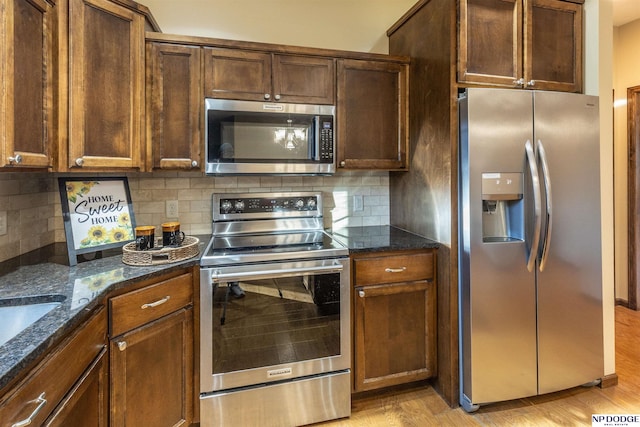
[{"x1": 0, "y1": 247, "x2": 203, "y2": 393}]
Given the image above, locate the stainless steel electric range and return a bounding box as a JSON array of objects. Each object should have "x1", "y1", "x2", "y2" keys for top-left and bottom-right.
[{"x1": 199, "y1": 192, "x2": 351, "y2": 427}]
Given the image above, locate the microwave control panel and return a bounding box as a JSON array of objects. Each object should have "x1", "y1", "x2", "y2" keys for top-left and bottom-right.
[{"x1": 319, "y1": 117, "x2": 334, "y2": 163}]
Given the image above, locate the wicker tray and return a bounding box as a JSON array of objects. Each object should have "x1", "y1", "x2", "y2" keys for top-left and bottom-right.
[{"x1": 122, "y1": 236, "x2": 200, "y2": 266}]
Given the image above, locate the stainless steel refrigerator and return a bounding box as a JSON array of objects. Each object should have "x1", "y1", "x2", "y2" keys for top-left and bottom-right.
[{"x1": 458, "y1": 88, "x2": 604, "y2": 412}]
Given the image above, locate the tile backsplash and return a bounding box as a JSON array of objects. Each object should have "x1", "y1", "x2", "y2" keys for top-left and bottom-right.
[
  {"x1": 0, "y1": 173, "x2": 56, "y2": 262},
  {"x1": 0, "y1": 170, "x2": 390, "y2": 263}
]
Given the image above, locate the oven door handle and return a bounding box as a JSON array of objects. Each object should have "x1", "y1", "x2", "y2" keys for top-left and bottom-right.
[{"x1": 211, "y1": 263, "x2": 344, "y2": 283}]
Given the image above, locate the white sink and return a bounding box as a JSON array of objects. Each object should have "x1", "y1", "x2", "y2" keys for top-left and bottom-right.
[{"x1": 0, "y1": 300, "x2": 63, "y2": 346}]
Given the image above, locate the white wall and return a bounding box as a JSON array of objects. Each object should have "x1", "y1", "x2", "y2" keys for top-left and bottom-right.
[
  {"x1": 612, "y1": 19, "x2": 640, "y2": 304},
  {"x1": 586, "y1": 0, "x2": 615, "y2": 379},
  {"x1": 142, "y1": 0, "x2": 416, "y2": 54}
]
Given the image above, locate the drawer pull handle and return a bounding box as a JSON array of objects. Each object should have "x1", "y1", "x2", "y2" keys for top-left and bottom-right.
[
  {"x1": 358, "y1": 290, "x2": 365, "y2": 298},
  {"x1": 118, "y1": 341, "x2": 127, "y2": 351},
  {"x1": 12, "y1": 392, "x2": 47, "y2": 427},
  {"x1": 141, "y1": 296, "x2": 170, "y2": 309},
  {"x1": 385, "y1": 267, "x2": 407, "y2": 273}
]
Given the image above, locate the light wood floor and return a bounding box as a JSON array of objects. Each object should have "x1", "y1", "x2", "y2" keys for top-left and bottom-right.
[{"x1": 318, "y1": 306, "x2": 640, "y2": 426}]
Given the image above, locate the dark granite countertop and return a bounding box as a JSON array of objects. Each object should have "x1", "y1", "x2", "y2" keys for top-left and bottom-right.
[
  {"x1": 330, "y1": 226, "x2": 439, "y2": 252},
  {"x1": 0, "y1": 238, "x2": 205, "y2": 392},
  {"x1": 0, "y1": 228, "x2": 439, "y2": 393}
]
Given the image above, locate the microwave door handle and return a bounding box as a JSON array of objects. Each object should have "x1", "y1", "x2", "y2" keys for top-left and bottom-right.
[{"x1": 313, "y1": 116, "x2": 320, "y2": 161}]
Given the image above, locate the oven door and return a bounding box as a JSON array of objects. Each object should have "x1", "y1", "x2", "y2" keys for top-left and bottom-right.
[{"x1": 200, "y1": 258, "x2": 350, "y2": 393}]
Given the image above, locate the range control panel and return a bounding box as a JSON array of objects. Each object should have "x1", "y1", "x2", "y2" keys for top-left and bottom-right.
[{"x1": 217, "y1": 193, "x2": 320, "y2": 215}]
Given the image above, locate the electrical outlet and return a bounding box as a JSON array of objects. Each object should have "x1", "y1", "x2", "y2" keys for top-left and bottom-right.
[
  {"x1": 0, "y1": 211, "x2": 7, "y2": 236},
  {"x1": 166, "y1": 200, "x2": 179, "y2": 218},
  {"x1": 353, "y1": 195, "x2": 364, "y2": 212}
]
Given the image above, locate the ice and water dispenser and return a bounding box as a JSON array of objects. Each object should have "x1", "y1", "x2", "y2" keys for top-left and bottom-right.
[{"x1": 481, "y1": 173, "x2": 524, "y2": 242}]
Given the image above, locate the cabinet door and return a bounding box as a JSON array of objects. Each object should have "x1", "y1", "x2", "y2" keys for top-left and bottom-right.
[
  {"x1": 525, "y1": 0, "x2": 582, "y2": 92},
  {"x1": 110, "y1": 308, "x2": 193, "y2": 427},
  {"x1": 272, "y1": 55, "x2": 335, "y2": 104},
  {"x1": 204, "y1": 47, "x2": 271, "y2": 101},
  {"x1": 458, "y1": 0, "x2": 522, "y2": 86},
  {"x1": 147, "y1": 43, "x2": 202, "y2": 171},
  {"x1": 67, "y1": 0, "x2": 145, "y2": 170},
  {"x1": 0, "y1": 308, "x2": 106, "y2": 426},
  {"x1": 354, "y1": 280, "x2": 436, "y2": 392},
  {"x1": 337, "y1": 59, "x2": 408, "y2": 170},
  {"x1": 0, "y1": 0, "x2": 53, "y2": 168},
  {"x1": 44, "y1": 348, "x2": 108, "y2": 427}
]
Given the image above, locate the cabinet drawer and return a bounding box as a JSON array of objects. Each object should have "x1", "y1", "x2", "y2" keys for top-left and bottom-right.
[
  {"x1": 110, "y1": 272, "x2": 193, "y2": 337},
  {"x1": 354, "y1": 252, "x2": 434, "y2": 286},
  {"x1": 0, "y1": 307, "x2": 106, "y2": 426}
]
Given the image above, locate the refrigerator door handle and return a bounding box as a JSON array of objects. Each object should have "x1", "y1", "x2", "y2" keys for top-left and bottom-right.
[
  {"x1": 537, "y1": 139, "x2": 552, "y2": 271},
  {"x1": 525, "y1": 139, "x2": 542, "y2": 272}
]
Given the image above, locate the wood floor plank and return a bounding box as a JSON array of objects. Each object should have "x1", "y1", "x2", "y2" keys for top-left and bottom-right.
[{"x1": 315, "y1": 306, "x2": 640, "y2": 426}]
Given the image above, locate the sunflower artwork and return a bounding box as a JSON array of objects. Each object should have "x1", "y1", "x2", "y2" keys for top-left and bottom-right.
[{"x1": 59, "y1": 178, "x2": 136, "y2": 262}]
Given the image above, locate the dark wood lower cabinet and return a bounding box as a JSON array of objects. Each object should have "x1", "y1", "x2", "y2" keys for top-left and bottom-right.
[
  {"x1": 0, "y1": 268, "x2": 199, "y2": 427},
  {"x1": 110, "y1": 308, "x2": 194, "y2": 427},
  {"x1": 44, "y1": 348, "x2": 109, "y2": 427},
  {"x1": 0, "y1": 307, "x2": 107, "y2": 426},
  {"x1": 352, "y1": 250, "x2": 437, "y2": 392},
  {"x1": 354, "y1": 280, "x2": 436, "y2": 391}
]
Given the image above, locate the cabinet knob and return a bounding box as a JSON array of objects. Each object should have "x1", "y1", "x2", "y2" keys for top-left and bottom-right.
[
  {"x1": 191, "y1": 160, "x2": 198, "y2": 168},
  {"x1": 385, "y1": 267, "x2": 407, "y2": 273},
  {"x1": 75, "y1": 157, "x2": 84, "y2": 167},
  {"x1": 8, "y1": 154, "x2": 22, "y2": 164},
  {"x1": 527, "y1": 80, "x2": 536, "y2": 87},
  {"x1": 117, "y1": 341, "x2": 127, "y2": 351},
  {"x1": 274, "y1": 94, "x2": 281, "y2": 101},
  {"x1": 358, "y1": 290, "x2": 365, "y2": 298},
  {"x1": 11, "y1": 392, "x2": 47, "y2": 427},
  {"x1": 264, "y1": 93, "x2": 271, "y2": 100},
  {"x1": 339, "y1": 161, "x2": 346, "y2": 167},
  {"x1": 513, "y1": 78, "x2": 525, "y2": 87}
]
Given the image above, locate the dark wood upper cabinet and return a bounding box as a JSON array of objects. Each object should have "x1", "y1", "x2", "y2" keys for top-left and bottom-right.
[
  {"x1": 526, "y1": 0, "x2": 583, "y2": 92},
  {"x1": 146, "y1": 42, "x2": 202, "y2": 171},
  {"x1": 0, "y1": 0, "x2": 54, "y2": 169},
  {"x1": 337, "y1": 58, "x2": 409, "y2": 170},
  {"x1": 458, "y1": 0, "x2": 583, "y2": 92},
  {"x1": 204, "y1": 47, "x2": 335, "y2": 104},
  {"x1": 61, "y1": 0, "x2": 146, "y2": 170},
  {"x1": 272, "y1": 54, "x2": 335, "y2": 104},
  {"x1": 203, "y1": 47, "x2": 271, "y2": 102},
  {"x1": 458, "y1": 0, "x2": 522, "y2": 87}
]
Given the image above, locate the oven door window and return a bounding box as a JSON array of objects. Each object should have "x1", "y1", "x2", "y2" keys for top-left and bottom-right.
[
  {"x1": 212, "y1": 272, "x2": 340, "y2": 374},
  {"x1": 208, "y1": 111, "x2": 317, "y2": 163}
]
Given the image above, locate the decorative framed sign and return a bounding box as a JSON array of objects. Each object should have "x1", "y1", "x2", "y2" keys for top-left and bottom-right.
[{"x1": 59, "y1": 177, "x2": 136, "y2": 266}]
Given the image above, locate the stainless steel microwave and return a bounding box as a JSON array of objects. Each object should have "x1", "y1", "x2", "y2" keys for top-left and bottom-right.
[{"x1": 205, "y1": 99, "x2": 335, "y2": 175}]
